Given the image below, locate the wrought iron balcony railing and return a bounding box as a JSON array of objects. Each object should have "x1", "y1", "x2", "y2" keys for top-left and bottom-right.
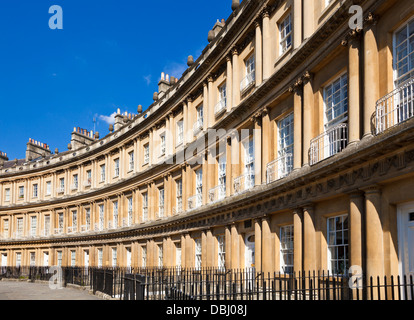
[
  {"x1": 266, "y1": 153, "x2": 293, "y2": 184},
  {"x1": 240, "y1": 72, "x2": 255, "y2": 92},
  {"x1": 188, "y1": 194, "x2": 203, "y2": 210},
  {"x1": 309, "y1": 123, "x2": 348, "y2": 166},
  {"x1": 214, "y1": 99, "x2": 227, "y2": 116},
  {"x1": 233, "y1": 172, "x2": 255, "y2": 195},
  {"x1": 376, "y1": 77, "x2": 414, "y2": 135},
  {"x1": 208, "y1": 185, "x2": 226, "y2": 203}
]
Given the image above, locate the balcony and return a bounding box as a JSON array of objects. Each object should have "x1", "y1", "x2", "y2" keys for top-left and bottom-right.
[
  {"x1": 309, "y1": 123, "x2": 348, "y2": 166},
  {"x1": 215, "y1": 99, "x2": 227, "y2": 116},
  {"x1": 208, "y1": 185, "x2": 226, "y2": 203},
  {"x1": 84, "y1": 179, "x2": 92, "y2": 187},
  {"x1": 188, "y1": 194, "x2": 203, "y2": 210},
  {"x1": 193, "y1": 118, "x2": 204, "y2": 136},
  {"x1": 14, "y1": 231, "x2": 24, "y2": 239},
  {"x1": 41, "y1": 229, "x2": 50, "y2": 237},
  {"x1": 376, "y1": 77, "x2": 414, "y2": 135},
  {"x1": 233, "y1": 172, "x2": 255, "y2": 195},
  {"x1": 266, "y1": 153, "x2": 293, "y2": 184},
  {"x1": 157, "y1": 206, "x2": 165, "y2": 219},
  {"x1": 108, "y1": 220, "x2": 118, "y2": 230},
  {"x1": 57, "y1": 187, "x2": 65, "y2": 194},
  {"x1": 80, "y1": 224, "x2": 90, "y2": 232},
  {"x1": 70, "y1": 184, "x2": 78, "y2": 191},
  {"x1": 67, "y1": 226, "x2": 77, "y2": 234},
  {"x1": 94, "y1": 221, "x2": 104, "y2": 232},
  {"x1": 54, "y1": 228, "x2": 63, "y2": 235},
  {"x1": 173, "y1": 204, "x2": 183, "y2": 215},
  {"x1": 240, "y1": 72, "x2": 255, "y2": 93}
]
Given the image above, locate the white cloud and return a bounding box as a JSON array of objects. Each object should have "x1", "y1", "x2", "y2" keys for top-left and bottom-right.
[
  {"x1": 163, "y1": 61, "x2": 188, "y2": 80},
  {"x1": 143, "y1": 74, "x2": 152, "y2": 85},
  {"x1": 99, "y1": 112, "x2": 117, "y2": 125}
]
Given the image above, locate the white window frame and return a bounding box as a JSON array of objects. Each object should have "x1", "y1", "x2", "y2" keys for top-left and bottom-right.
[
  {"x1": 142, "y1": 192, "x2": 148, "y2": 222},
  {"x1": 160, "y1": 134, "x2": 166, "y2": 156},
  {"x1": 280, "y1": 225, "x2": 294, "y2": 274},
  {"x1": 144, "y1": 144, "x2": 150, "y2": 165},
  {"x1": 217, "y1": 235, "x2": 226, "y2": 269},
  {"x1": 195, "y1": 238, "x2": 202, "y2": 270},
  {"x1": 279, "y1": 14, "x2": 292, "y2": 55},
  {"x1": 177, "y1": 121, "x2": 184, "y2": 146},
  {"x1": 30, "y1": 216, "x2": 37, "y2": 237},
  {"x1": 46, "y1": 181, "x2": 51, "y2": 196},
  {"x1": 18, "y1": 186, "x2": 24, "y2": 200},
  {"x1": 32, "y1": 184, "x2": 38, "y2": 198},
  {"x1": 176, "y1": 179, "x2": 183, "y2": 213},
  {"x1": 5, "y1": 188, "x2": 10, "y2": 202},
  {"x1": 142, "y1": 246, "x2": 147, "y2": 268},
  {"x1": 112, "y1": 248, "x2": 117, "y2": 268},
  {"x1": 327, "y1": 214, "x2": 349, "y2": 275},
  {"x1": 114, "y1": 159, "x2": 120, "y2": 177},
  {"x1": 218, "y1": 156, "x2": 226, "y2": 200},
  {"x1": 113, "y1": 201, "x2": 118, "y2": 228},
  {"x1": 98, "y1": 248, "x2": 103, "y2": 268},
  {"x1": 128, "y1": 151, "x2": 134, "y2": 171},
  {"x1": 158, "y1": 188, "x2": 165, "y2": 218},
  {"x1": 100, "y1": 165, "x2": 106, "y2": 182},
  {"x1": 196, "y1": 168, "x2": 203, "y2": 207},
  {"x1": 393, "y1": 18, "x2": 414, "y2": 86},
  {"x1": 323, "y1": 73, "x2": 348, "y2": 129}
]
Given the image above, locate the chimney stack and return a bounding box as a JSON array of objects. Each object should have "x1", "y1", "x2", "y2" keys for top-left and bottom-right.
[
  {"x1": 158, "y1": 72, "x2": 172, "y2": 96},
  {"x1": 70, "y1": 127, "x2": 95, "y2": 150},
  {"x1": 26, "y1": 139, "x2": 52, "y2": 161},
  {"x1": 0, "y1": 151, "x2": 8, "y2": 162}
]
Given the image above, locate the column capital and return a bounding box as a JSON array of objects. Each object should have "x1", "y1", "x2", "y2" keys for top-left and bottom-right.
[
  {"x1": 231, "y1": 47, "x2": 239, "y2": 56},
  {"x1": 364, "y1": 12, "x2": 378, "y2": 27},
  {"x1": 225, "y1": 54, "x2": 232, "y2": 62},
  {"x1": 346, "y1": 190, "x2": 365, "y2": 199},
  {"x1": 291, "y1": 207, "x2": 304, "y2": 215},
  {"x1": 261, "y1": 7, "x2": 270, "y2": 19},
  {"x1": 361, "y1": 184, "x2": 381, "y2": 195},
  {"x1": 302, "y1": 203, "x2": 315, "y2": 213},
  {"x1": 186, "y1": 96, "x2": 193, "y2": 103},
  {"x1": 302, "y1": 71, "x2": 312, "y2": 84},
  {"x1": 207, "y1": 74, "x2": 214, "y2": 83}
]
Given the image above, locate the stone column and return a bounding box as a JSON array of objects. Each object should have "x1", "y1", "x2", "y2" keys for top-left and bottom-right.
[
  {"x1": 302, "y1": 72, "x2": 313, "y2": 166},
  {"x1": 226, "y1": 56, "x2": 233, "y2": 112},
  {"x1": 346, "y1": 30, "x2": 362, "y2": 144},
  {"x1": 232, "y1": 47, "x2": 240, "y2": 108},
  {"x1": 303, "y1": 0, "x2": 314, "y2": 40},
  {"x1": 293, "y1": 0, "x2": 302, "y2": 49},
  {"x1": 303, "y1": 204, "x2": 316, "y2": 272},
  {"x1": 349, "y1": 191, "x2": 364, "y2": 270},
  {"x1": 225, "y1": 225, "x2": 232, "y2": 269},
  {"x1": 363, "y1": 14, "x2": 379, "y2": 138},
  {"x1": 207, "y1": 75, "x2": 214, "y2": 128},
  {"x1": 262, "y1": 8, "x2": 271, "y2": 80},
  {"x1": 203, "y1": 81, "x2": 208, "y2": 132},
  {"x1": 261, "y1": 216, "x2": 272, "y2": 275},
  {"x1": 261, "y1": 108, "x2": 271, "y2": 183},
  {"x1": 363, "y1": 186, "x2": 384, "y2": 282},
  {"x1": 291, "y1": 83, "x2": 303, "y2": 170},
  {"x1": 253, "y1": 115, "x2": 262, "y2": 186},
  {"x1": 226, "y1": 137, "x2": 232, "y2": 197},
  {"x1": 255, "y1": 19, "x2": 263, "y2": 86},
  {"x1": 293, "y1": 208, "x2": 303, "y2": 273},
  {"x1": 182, "y1": 100, "x2": 188, "y2": 146},
  {"x1": 254, "y1": 218, "x2": 262, "y2": 272},
  {"x1": 231, "y1": 223, "x2": 240, "y2": 269}
]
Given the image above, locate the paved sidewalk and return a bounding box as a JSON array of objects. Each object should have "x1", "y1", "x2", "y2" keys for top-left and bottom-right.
[{"x1": 0, "y1": 280, "x2": 102, "y2": 300}]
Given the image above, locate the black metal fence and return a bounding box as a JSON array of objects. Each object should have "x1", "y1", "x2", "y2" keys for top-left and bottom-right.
[{"x1": 1, "y1": 266, "x2": 413, "y2": 301}]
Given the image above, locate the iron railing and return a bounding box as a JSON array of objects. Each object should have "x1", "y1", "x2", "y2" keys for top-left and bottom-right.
[
  {"x1": 0, "y1": 266, "x2": 412, "y2": 301},
  {"x1": 309, "y1": 123, "x2": 348, "y2": 166},
  {"x1": 266, "y1": 153, "x2": 293, "y2": 184},
  {"x1": 208, "y1": 185, "x2": 226, "y2": 203},
  {"x1": 376, "y1": 78, "x2": 414, "y2": 135},
  {"x1": 234, "y1": 172, "x2": 255, "y2": 195}
]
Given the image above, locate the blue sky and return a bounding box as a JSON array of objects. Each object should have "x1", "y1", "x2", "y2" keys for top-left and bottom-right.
[{"x1": 0, "y1": 0, "x2": 233, "y2": 160}]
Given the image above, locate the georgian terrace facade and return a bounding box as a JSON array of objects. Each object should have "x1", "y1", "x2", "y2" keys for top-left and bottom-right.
[{"x1": 1, "y1": 0, "x2": 414, "y2": 282}]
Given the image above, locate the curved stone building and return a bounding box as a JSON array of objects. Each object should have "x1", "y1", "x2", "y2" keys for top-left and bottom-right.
[{"x1": 1, "y1": 0, "x2": 414, "y2": 283}]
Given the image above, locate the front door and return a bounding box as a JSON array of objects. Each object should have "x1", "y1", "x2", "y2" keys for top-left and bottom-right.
[
  {"x1": 398, "y1": 202, "x2": 414, "y2": 299},
  {"x1": 245, "y1": 233, "x2": 255, "y2": 269}
]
